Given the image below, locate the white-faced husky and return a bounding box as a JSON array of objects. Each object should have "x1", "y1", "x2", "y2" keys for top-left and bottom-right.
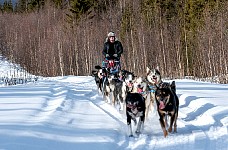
[{"x1": 92, "y1": 65, "x2": 103, "y2": 94}]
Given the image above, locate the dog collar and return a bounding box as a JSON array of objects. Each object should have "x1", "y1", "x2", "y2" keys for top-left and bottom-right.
[
  {"x1": 138, "y1": 89, "x2": 147, "y2": 96},
  {"x1": 149, "y1": 85, "x2": 156, "y2": 93},
  {"x1": 127, "y1": 104, "x2": 136, "y2": 109},
  {"x1": 150, "y1": 89, "x2": 155, "y2": 93}
]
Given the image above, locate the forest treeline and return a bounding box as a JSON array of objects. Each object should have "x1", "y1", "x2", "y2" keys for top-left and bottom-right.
[{"x1": 0, "y1": 0, "x2": 227, "y2": 83}]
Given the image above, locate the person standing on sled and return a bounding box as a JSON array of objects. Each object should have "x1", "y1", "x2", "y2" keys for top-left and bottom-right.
[
  {"x1": 103, "y1": 32, "x2": 123, "y2": 61},
  {"x1": 102, "y1": 32, "x2": 123, "y2": 71}
]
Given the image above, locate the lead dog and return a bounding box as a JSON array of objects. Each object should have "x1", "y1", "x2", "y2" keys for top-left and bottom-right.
[
  {"x1": 132, "y1": 67, "x2": 162, "y2": 119},
  {"x1": 125, "y1": 92, "x2": 145, "y2": 137},
  {"x1": 146, "y1": 67, "x2": 162, "y2": 86},
  {"x1": 144, "y1": 67, "x2": 163, "y2": 117},
  {"x1": 132, "y1": 77, "x2": 152, "y2": 119},
  {"x1": 155, "y1": 81, "x2": 179, "y2": 137}
]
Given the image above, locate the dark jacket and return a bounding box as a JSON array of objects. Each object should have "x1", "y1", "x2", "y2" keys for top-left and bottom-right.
[{"x1": 102, "y1": 39, "x2": 123, "y2": 59}]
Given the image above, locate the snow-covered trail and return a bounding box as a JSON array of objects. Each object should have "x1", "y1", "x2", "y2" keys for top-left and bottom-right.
[
  {"x1": 0, "y1": 76, "x2": 124, "y2": 150},
  {"x1": 0, "y1": 76, "x2": 227, "y2": 150}
]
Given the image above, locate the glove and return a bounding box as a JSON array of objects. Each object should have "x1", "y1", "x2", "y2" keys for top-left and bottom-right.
[
  {"x1": 113, "y1": 54, "x2": 118, "y2": 57},
  {"x1": 106, "y1": 54, "x2": 109, "y2": 57}
]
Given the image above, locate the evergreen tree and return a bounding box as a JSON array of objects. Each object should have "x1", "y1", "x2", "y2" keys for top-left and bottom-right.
[
  {"x1": 2, "y1": 0, "x2": 14, "y2": 13},
  {"x1": 27, "y1": 0, "x2": 45, "y2": 12},
  {"x1": 16, "y1": 0, "x2": 27, "y2": 13},
  {"x1": 14, "y1": 2, "x2": 19, "y2": 13},
  {"x1": 50, "y1": 0, "x2": 66, "y2": 9},
  {"x1": 0, "y1": 3, "x2": 3, "y2": 13},
  {"x1": 67, "y1": 0, "x2": 96, "y2": 23}
]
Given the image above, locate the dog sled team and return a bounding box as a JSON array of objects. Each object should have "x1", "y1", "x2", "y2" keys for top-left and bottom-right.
[{"x1": 91, "y1": 32, "x2": 179, "y2": 138}]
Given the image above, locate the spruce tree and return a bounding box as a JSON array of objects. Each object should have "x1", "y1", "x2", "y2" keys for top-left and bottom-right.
[{"x1": 2, "y1": 0, "x2": 13, "y2": 13}]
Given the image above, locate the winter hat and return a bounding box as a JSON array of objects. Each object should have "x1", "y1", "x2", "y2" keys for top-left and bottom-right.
[{"x1": 107, "y1": 32, "x2": 115, "y2": 37}]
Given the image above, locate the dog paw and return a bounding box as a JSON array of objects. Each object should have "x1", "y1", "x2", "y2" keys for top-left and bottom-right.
[
  {"x1": 163, "y1": 130, "x2": 168, "y2": 137},
  {"x1": 129, "y1": 134, "x2": 134, "y2": 137},
  {"x1": 118, "y1": 109, "x2": 124, "y2": 114},
  {"x1": 135, "y1": 131, "x2": 141, "y2": 136},
  {"x1": 135, "y1": 130, "x2": 141, "y2": 133},
  {"x1": 168, "y1": 127, "x2": 172, "y2": 133}
]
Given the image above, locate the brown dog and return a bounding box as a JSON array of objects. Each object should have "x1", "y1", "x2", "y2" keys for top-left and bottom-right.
[{"x1": 155, "y1": 81, "x2": 179, "y2": 137}]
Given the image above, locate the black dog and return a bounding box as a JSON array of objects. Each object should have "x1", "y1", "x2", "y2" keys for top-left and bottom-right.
[
  {"x1": 155, "y1": 81, "x2": 179, "y2": 137},
  {"x1": 125, "y1": 92, "x2": 145, "y2": 137}
]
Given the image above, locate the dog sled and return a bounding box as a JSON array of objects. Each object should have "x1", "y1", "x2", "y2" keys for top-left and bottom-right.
[{"x1": 102, "y1": 59, "x2": 121, "y2": 76}]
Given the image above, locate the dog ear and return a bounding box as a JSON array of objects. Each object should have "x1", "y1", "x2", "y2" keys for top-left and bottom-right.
[
  {"x1": 171, "y1": 81, "x2": 175, "y2": 86},
  {"x1": 155, "y1": 68, "x2": 161, "y2": 75},
  {"x1": 170, "y1": 81, "x2": 176, "y2": 93},
  {"x1": 156, "y1": 66, "x2": 160, "y2": 71},
  {"x1": 146, "y1": 67, "x2": 150, "y2": 74},
  {"x1": 121, "y1": 70, "x2": 127, "y2": 76}
]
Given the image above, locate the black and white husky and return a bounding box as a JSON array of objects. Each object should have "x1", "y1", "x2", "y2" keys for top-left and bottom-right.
[
  {"x1": 144, "y1": 67, "x2": 163, "y2": 117},
  {"x1": 126, "y1": 92, "x2": 145, "y2": 137},
  {"x1": 130, "y1": 67, "x2": 162, "y2": 119},
  {"x1": 110, "y1": 70, "x2": 136, "y2": 112},
  {"x1": 102, "y1": 70, "x2": 116, "y2": 104},
  {"x1": 132, "y1": 76, "x2": 153, "y2": 119},
  {"x1": 92, "y1": 65, "x2": 103, "y2": 94},
  {"x1": 101, "y1": 69, "x2": 134, "y2": 107},
  {"x1": 146, "y1": 67, "x2": 162, "y2": 86}
]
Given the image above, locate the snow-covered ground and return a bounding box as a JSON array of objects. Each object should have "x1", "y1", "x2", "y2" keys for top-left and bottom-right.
[
  {"x1": 0, "y1": 56, "x2": 37, "y2": 86},
  {"x1": 0, "y1": 60, "x2": 227, "y2": 150}
]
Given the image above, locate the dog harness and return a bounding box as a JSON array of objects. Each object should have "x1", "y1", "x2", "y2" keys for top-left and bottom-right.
[
  {"x1": 127, "y1": 103, "x2": 143, "y2": 118},
  {"x1": 127, "y1": 103, "x2": 137, "y2": 109},
  {"x1": 148, "y1": 85, "x2": 156, "y2": 93}
]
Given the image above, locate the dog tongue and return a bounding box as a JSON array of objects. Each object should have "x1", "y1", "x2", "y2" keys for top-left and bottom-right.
[
  {"x1": 159, "y1": 101, "x2": 165, "y2": 109},
  {"x1": 137, "y1": 88, "x2": 143, "y2": 93},
  {"x1": 128, "y1": 83, "x2": 133, "y2": 87}
]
